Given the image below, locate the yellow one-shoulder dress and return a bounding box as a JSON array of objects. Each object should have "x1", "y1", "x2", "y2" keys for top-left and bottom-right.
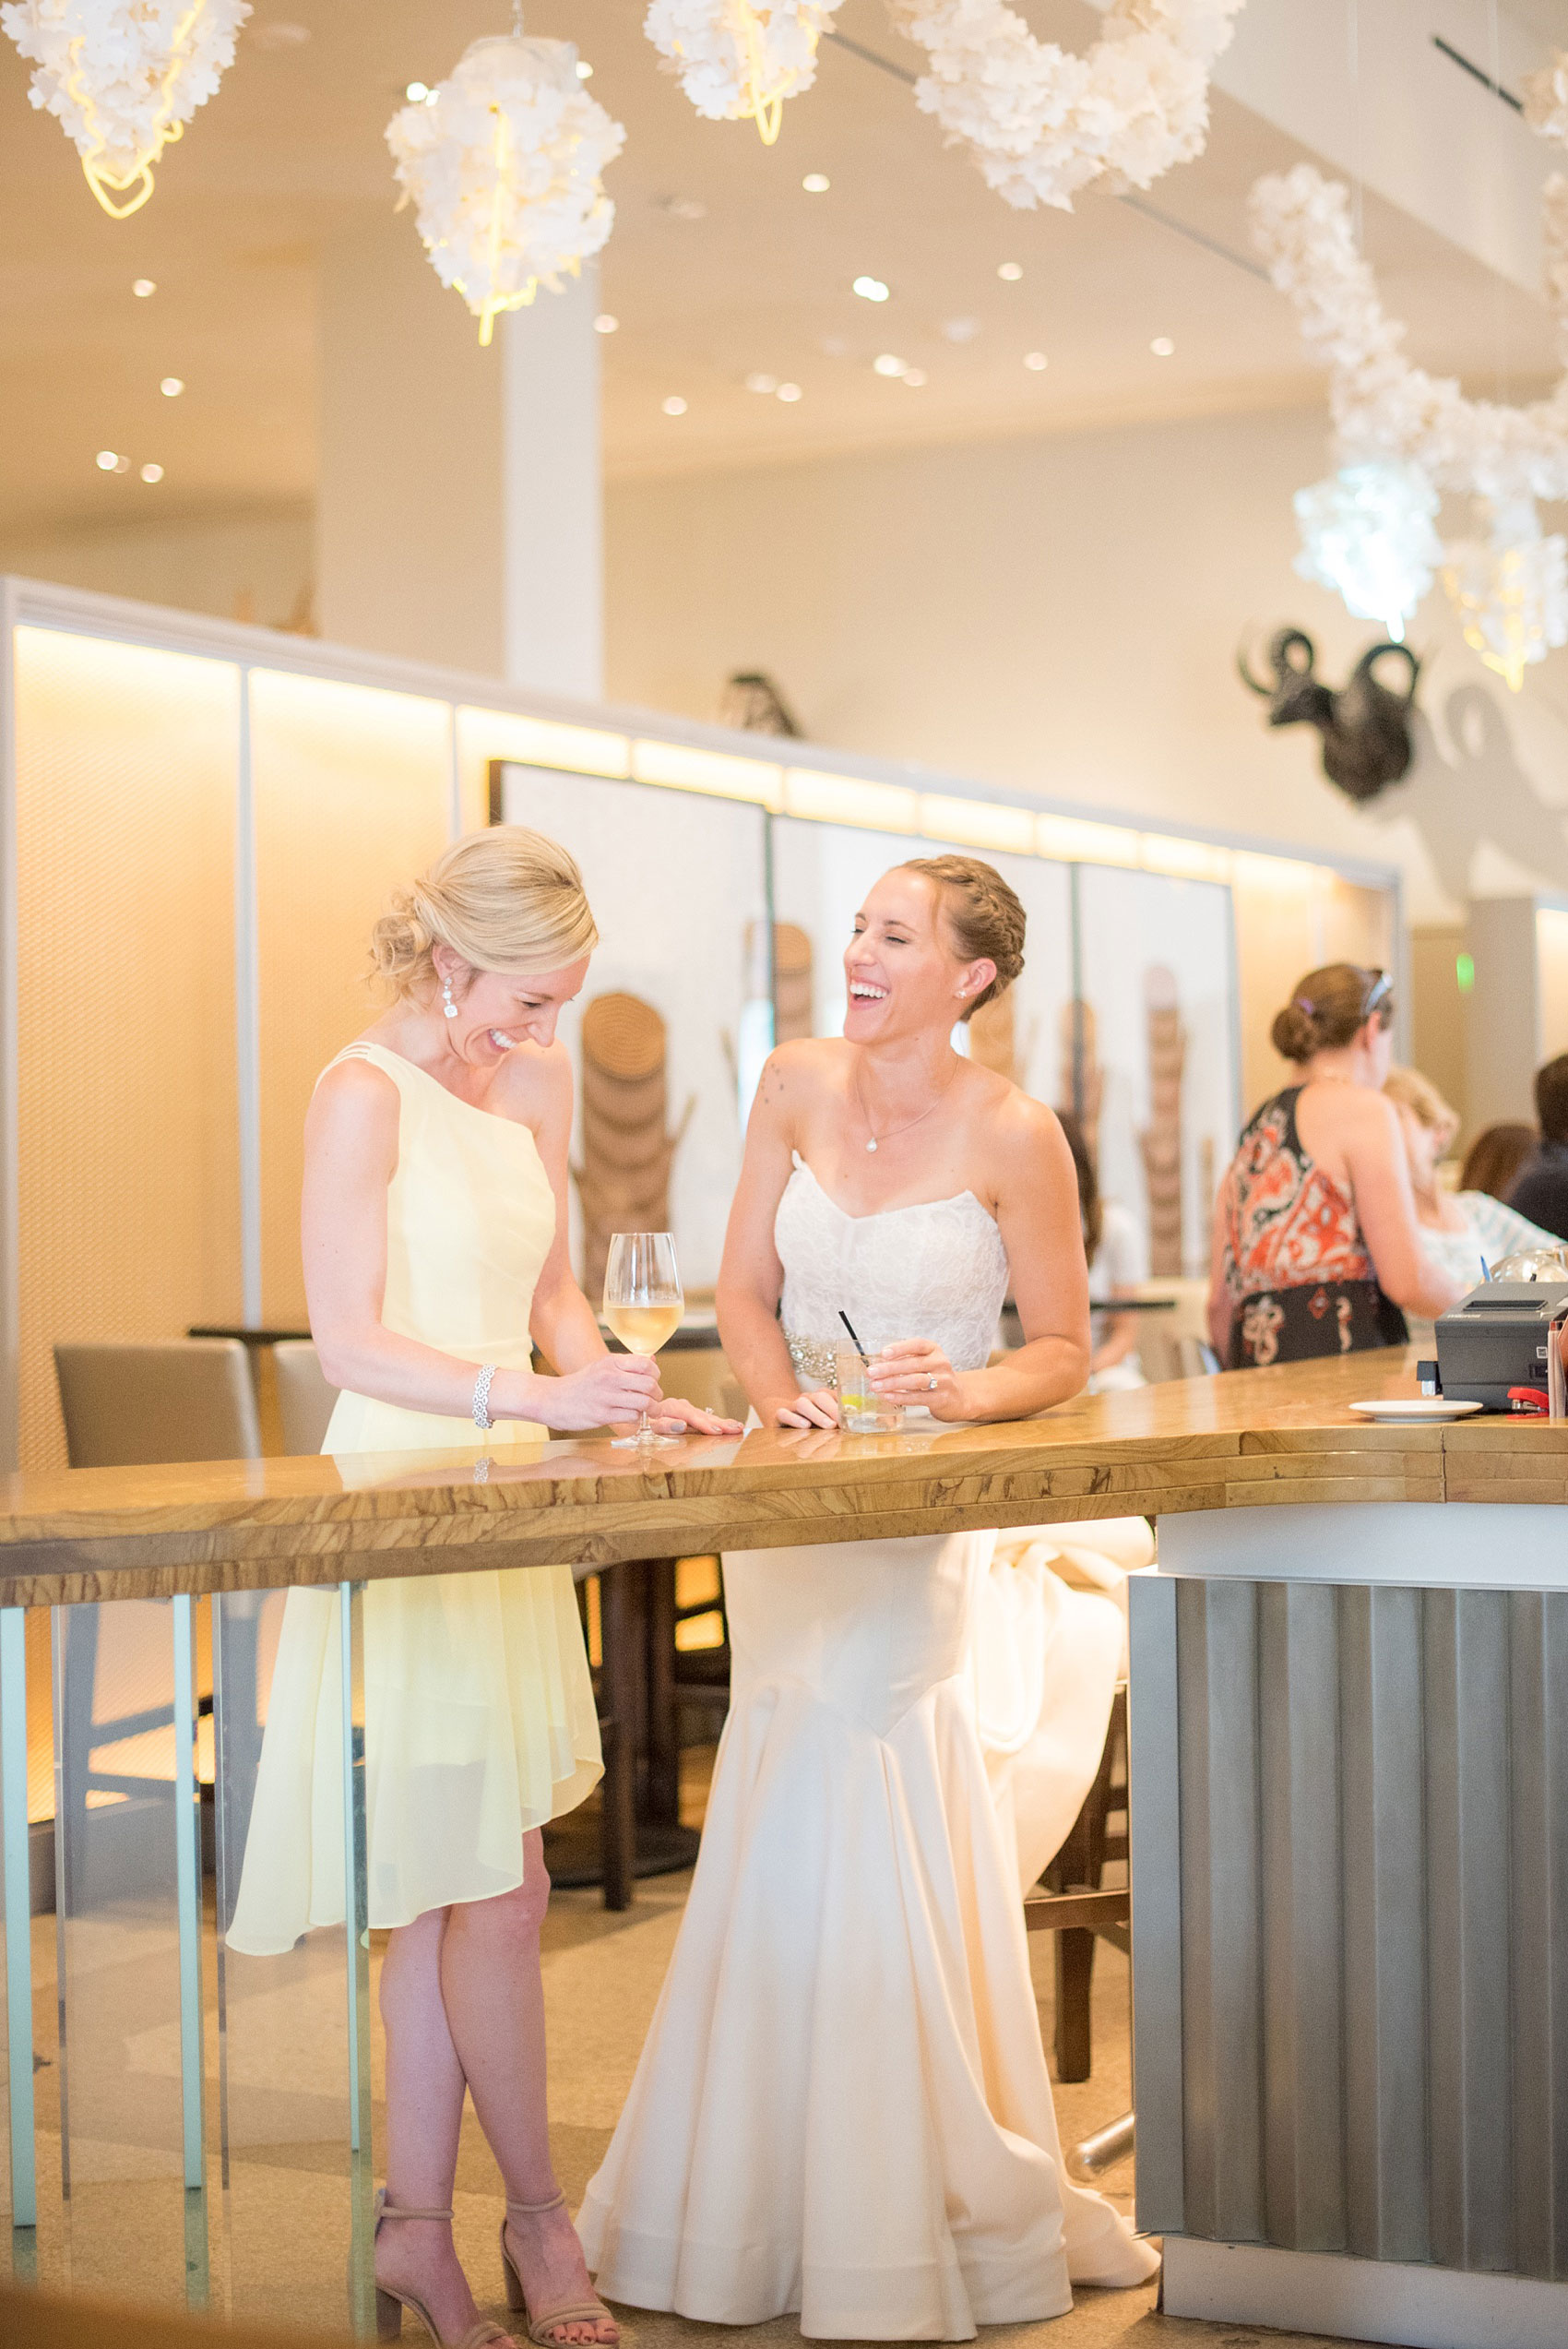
[{"x1": 226, "y1": 1042, "x2": 602, "y2": 1955}]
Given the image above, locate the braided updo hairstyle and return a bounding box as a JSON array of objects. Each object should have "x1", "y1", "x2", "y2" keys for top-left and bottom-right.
[
  {"x1": 899, "y1": 853, "x2": 1026, "y2": 1019},
  {"x1": 369, "y1": 827, "x2": 600, "y2": 1000},
  {"x1": 1271, "y1": 962, "x2": 1392, "y2": 1063}
]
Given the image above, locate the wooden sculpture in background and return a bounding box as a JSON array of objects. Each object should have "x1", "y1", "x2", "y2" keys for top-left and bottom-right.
[
  {"x1": 968, "y1": 991, "x2": 1018, "y2": 1088},
  {"x1": 1138, "y1": 966, "x2": 1185, "y2": 1276},
  {"x1": 772, "y1": 923, "x2": 814, "y2": 1043},
  {"x1": 1057, "y1": 1000, "x2": 1104, "y2": 1164},
  {"x1": 574, "y1": 993, "x2": 695, "y2": 1303}
]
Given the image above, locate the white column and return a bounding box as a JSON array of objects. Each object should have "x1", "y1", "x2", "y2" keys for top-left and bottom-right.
[
  {"x1": 315, "y1": 205, "x2": 603, "y2": 693},
  {"x1": 503, "y1": 269, "x2": 604, "y2": 699}
]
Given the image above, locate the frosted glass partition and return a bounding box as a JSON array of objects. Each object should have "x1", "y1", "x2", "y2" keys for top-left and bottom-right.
[
  {"x1": 1075, "y1": 866, "x2": 1238, "y2": 1277},
  {"x1": 768, "y1": 820, "x2": 1074, "y2": 1103},
  {"x1": 50, "y1": 1596, "x2": 205, "y2": 2307},
  {"x1": 251, "y1": 672, "x2": 454, "y2": 1328},
  {"x1": 12, "y1": 628, "x2": 243, "y2": 1473},
  {"x1": 495, "y1": 763, "x2": 769, "y2": 1292}
]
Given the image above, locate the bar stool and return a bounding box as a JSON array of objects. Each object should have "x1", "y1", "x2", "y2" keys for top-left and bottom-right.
[
  {"x1": 270, "y1": 1339, "x2": 340, "y2": 1454},
  {"x1": 1023, "y1": 1687, "x2": 1129, "y2": 2081},
  {"x1": 54, "y1": 1338, "x2": 262, "y2": 1469}
]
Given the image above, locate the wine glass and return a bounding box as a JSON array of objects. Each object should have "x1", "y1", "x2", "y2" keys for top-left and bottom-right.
[{"x1": 602, "y1": 1231, "x2": 683, "y2": 1449}]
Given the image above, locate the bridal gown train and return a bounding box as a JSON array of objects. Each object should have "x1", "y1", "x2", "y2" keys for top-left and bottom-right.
[{"x1": 577, "y1": 1157, "x2": 1158, "y2": 2341}]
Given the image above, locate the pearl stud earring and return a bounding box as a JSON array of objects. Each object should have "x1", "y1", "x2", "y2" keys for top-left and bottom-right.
[{"x1": 442, "y1": 977, "x2": 458, "y2": 1019}]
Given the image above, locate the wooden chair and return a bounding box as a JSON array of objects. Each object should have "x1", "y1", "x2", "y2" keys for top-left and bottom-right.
[{"x1": 1023, "y1": 1687, "x2": 1129, "y2": 2081}]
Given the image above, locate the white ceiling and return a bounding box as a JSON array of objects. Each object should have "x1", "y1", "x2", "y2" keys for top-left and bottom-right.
[{"x1": 0, "y1": 0, "x2": 1564, "y2": 538}]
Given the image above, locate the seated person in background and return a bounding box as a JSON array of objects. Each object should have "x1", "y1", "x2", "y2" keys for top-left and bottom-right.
[
  {"x1": 1460, "y1": 1120, "x2": 1537, "y2": 1202},
  {"x1": 1059, "y1": 1109, "x2": 1146, "y2": 1389},
  {"x1": 1384, "y1": 1067, "x2": 1560, "y2": 1293},
  {"x1": 1507, "y1": 1054, "x2": 1568, "y2": 1239}
]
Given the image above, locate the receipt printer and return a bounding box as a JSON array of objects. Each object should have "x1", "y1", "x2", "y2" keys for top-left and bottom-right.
[{"x1": 1432, "y1": 1279, "x2": 1568, "y2": 1411}]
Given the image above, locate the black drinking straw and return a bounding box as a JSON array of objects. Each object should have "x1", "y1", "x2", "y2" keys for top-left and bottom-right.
[{"x1": 838, "y1": 1309, "x2": 869, "y2": 1359}]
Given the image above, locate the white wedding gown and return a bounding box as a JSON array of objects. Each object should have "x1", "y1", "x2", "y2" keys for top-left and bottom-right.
[{"x1": 577, "y1": 1159, "x2": 1159, "y2": 2340}]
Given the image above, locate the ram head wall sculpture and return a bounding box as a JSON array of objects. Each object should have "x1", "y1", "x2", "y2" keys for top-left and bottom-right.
[{"x1": 1239, "y1": 626, "x2": 1420, "y2": 803}]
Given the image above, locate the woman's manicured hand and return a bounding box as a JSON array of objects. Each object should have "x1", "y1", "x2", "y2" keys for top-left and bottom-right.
[
  {"x1": 540, "y1": 1354, "x2": 662, "y2": 1430},
  {"x1": 649, "y1": 1395, "x2": 745, "y2": 1436},
  {"x1": 767, "y1": 1389, "x2": 840, "y2": 1430},
  {"x1": 868, "y1": 1339, "x2": 963, "y2": 1418}
]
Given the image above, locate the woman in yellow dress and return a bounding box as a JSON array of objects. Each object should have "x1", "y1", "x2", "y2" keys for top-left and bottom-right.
[{"x1": 227, "y1": 828, "x2": 738, "y2": 2349}]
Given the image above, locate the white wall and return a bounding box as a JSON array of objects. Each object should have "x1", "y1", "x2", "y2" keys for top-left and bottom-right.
[
  {"x1": 604, "y1": 406, "x2": 1568, "y2": 927},
  {"x1": 0, "y1": 507, "x2": 314, "y2": 631}
]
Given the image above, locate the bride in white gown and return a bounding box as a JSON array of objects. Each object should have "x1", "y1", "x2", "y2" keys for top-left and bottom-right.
[{"x1": 577, "y1": 854, "x2": 1159, "y2": 2339}]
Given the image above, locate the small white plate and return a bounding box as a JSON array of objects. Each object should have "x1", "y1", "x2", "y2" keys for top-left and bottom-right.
[{"x1": 1348, "y1": 1398, "x2": 1484, "y2": 1422}]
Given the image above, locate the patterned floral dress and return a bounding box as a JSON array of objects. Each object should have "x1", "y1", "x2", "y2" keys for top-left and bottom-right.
[{"x1": 1218, "y1": 1086, "x2": 1408, "y2": 1368}]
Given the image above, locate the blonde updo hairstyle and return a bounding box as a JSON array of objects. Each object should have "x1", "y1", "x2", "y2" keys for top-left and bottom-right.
[
  {"x1": 1384, "y1": 1066, "x2": 1460, "y2": 1155},
  {"x1": 1271, "y1": 961, "x2": 1392, "y2": 1065},
  {"x1": 899, "y1": 853, "x2": 1026, "y2": 1019},
  {"x1": 370, "y1": 827, "x2": 599, "y2": 1002}
]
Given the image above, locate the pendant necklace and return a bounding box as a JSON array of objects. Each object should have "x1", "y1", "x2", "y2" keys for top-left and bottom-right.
[{"x1": 855, "y1": 1055, "x2": 961, "y2": 1152}]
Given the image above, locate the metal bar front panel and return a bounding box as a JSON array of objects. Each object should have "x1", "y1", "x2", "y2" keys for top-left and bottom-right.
[{"x1": 1134, "y1": 1576, "x2": 1568, "y2": 2280}]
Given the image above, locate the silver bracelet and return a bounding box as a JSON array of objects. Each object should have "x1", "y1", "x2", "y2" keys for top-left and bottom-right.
[{"x1": 472, "y1": 1364, "x2": 497, "y2": 1432}]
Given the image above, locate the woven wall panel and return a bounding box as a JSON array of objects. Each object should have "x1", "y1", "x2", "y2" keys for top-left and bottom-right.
[
  {"x1": 13, "y1": 629, "x2": 241, "y2": 1471},
  {"x1": 251, "y1": 672, "x2": 451, "y2": 1324}
]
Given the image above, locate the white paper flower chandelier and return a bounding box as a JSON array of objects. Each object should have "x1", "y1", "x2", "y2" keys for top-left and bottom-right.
[
  {"x1": 2, "y1": 0, "x2": 250, "y2": 217},
  {"x1": 1251, "y1": 91, "x2": 1568, "y2": 690},
  {"x1": 386, "y1": 31, "x2": 624, "y2": 347},
  {"x1": 645, "y1": 0, "x2": 841, "y2": 145},
  {"x1": 884, "y1": 0, "x2": 1248, "y2": 212}
]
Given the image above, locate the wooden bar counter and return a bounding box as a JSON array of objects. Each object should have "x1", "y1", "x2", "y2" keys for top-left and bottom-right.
[
  {"x1": 4, "y1": 1350, "x2": 1566, "y2": 2349},
  {"x1": 0, "y1": 1346, "x2": 1551, "y2": 1611}
]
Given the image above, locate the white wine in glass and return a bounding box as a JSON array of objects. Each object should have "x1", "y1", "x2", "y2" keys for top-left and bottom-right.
[{"x1": 602, "y1": 1230, "x2": 683, "y2": 1448}]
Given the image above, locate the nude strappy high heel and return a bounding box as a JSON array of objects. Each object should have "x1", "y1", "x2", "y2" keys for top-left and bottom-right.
[
  {"x1": 373, "y1": 2189, "x2": 516, "y2": 2349},
  {"x1": 500, "y1": 2194, "x2": 618, "y2": 2348}
]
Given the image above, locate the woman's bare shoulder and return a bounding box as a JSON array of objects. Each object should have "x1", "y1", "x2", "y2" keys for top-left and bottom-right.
[
  {"x1": 754, "y1": 1036, "x2": 848, "y2": 1109},
  {"x1": 312, "y1": 1052, "x2": 400, "y2": 1119},
  {"x1": 492, "y1": 1035, "x2": 573, "y2": 1123}
]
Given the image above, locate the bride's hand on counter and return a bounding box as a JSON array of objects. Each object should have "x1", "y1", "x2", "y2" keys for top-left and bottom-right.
[
  {"x1": 766, "y1": 1389, "x2": 840, "y2": 1430},
  {"x1": 869, "y1": 1339, "x2": 963, "y2": 1418}
]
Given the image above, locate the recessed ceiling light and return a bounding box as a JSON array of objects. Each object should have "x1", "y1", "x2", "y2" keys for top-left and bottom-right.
[
  {"x1": 942, "y1": 316, "x2": 980, "y2": 344},
  {"x1": 1023, "y1": 350, "x2": 1048, "y2": 371},
  {"x1": 997, "y1": 261, "x2": 1024, "y2": 281},
  {"x1": 821, "y1": 335, "x2": 848, "y2": 358},
  {"x1": 594, "y1": 313, "x2": 619, "y2": 334},
  {"x1": 802, "y1": 173, "x2": 830, "y2": 193},
  {"x1": 404, "y1": 80, "x2": 431, "y2": 102},
  {"x1": 659, "y1": 195, "x2": 707, "y2": 221},
  {"x1": 160, "y1": 376, "x2": 184, "y2": 397},
  {"x1": 1150, "y1": 335, "x2": 1175, "y2": 356},
  {"x1": 132, "y1": 277, "x2": 156, "y2": 298},
  {"x1": 777, "y1": 381, "x2": 802, "y2": 401},
  {"x1": 873, "y1": 352, "x2": 908, "y2": 377},
  {"x1": 745, "y1": 372, "x2": 778, "y2": 394},
  {"x1": 852, "y1": 275, "x2": 890, "y2": 303},
  {"x1": 95, "y1": 449, "x2": 120, "y2": 471},
  {"x1": 576, "y1": 59, "x2": 593, "y2": 78},
  {"x1": 140, "y1": 462, "x2": 164, "y2": 483},
  {"x1": 251, "y1": 19, "x2": 310, "y2": 48},
  {"x1": 662, "y1": 395, "x2": 688, "y2": 416},
  {"x1": 901, "y1": 368, "x2": 927, "y2": 388}
]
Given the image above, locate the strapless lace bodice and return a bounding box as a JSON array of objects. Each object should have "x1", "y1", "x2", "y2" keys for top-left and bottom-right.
[{"x1": 777, "y1": 1156, "x2": 1009, "y2": 1389}]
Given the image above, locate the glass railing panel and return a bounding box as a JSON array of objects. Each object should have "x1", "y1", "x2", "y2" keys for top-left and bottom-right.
[
  {"x1": 213, "y1": 1583, "x2": 366, "y2": 2328},
  {"x1": 50, "y1": 1594, "x2": 197, "y2": 2307}
]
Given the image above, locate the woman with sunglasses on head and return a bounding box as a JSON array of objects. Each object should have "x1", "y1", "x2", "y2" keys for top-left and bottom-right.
[{"x1": 1209, "y1": 963, "x2": 1465, "y2": 1367}]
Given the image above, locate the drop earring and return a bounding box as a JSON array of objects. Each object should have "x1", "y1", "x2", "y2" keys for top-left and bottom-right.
[{"x1": 442, "y1": 977, "x2": 458, "y2": 1019}]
